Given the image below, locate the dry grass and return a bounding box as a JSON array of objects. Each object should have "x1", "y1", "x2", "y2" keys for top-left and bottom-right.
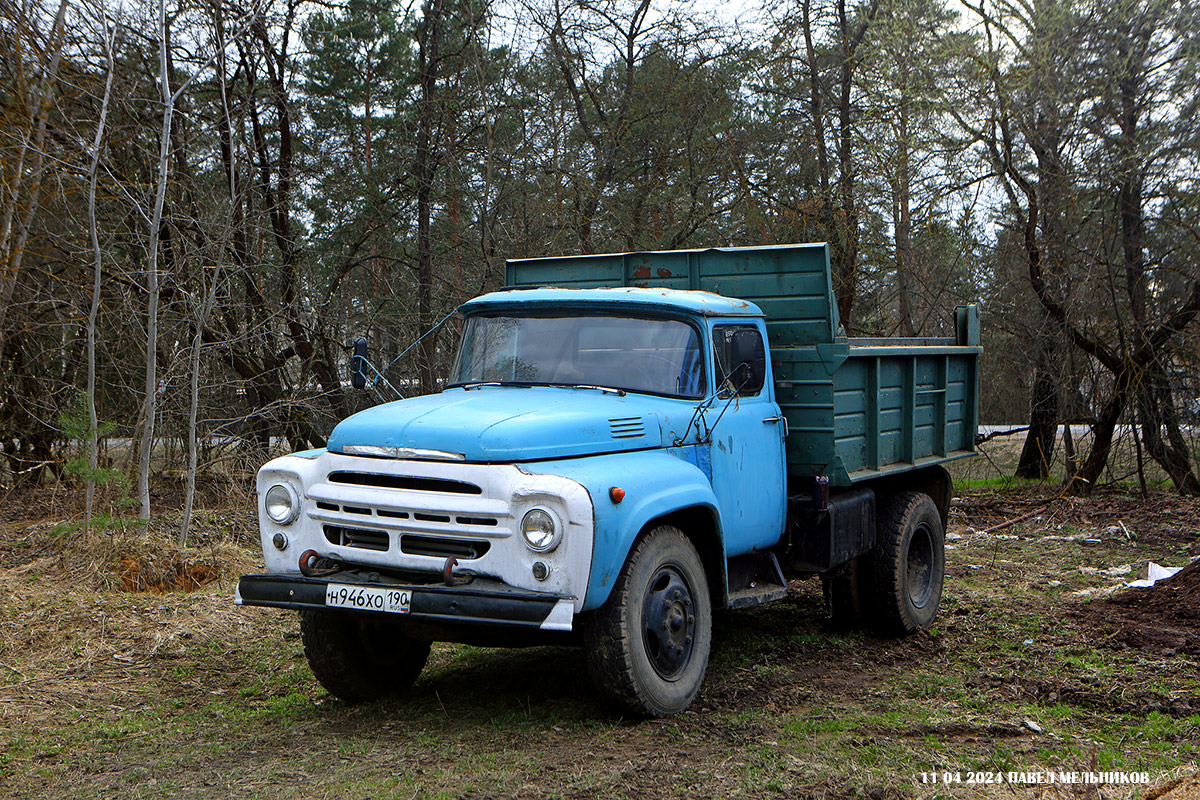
[
  {"x1": 59, "y1": 530, "x2": 255, "y2": 593},
  {"x1": 0, "y1": 527, "x2": 259, "y2": 719},
  {"x1": 0, "y1": 480, "x2": 1196, "y2": 799}
]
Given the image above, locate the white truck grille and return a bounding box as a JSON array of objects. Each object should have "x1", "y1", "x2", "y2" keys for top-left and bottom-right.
[
  {"x1": 307, "y1": 469, "x2": 511, "y2": 561},
  {"x1": 256, "y1": 452, "x2": 593, "y2": 609}
]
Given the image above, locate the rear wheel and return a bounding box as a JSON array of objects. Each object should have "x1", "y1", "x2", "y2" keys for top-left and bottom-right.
[
  {"x1": 871, "y1": 491, "x2": 945, "y2": 634},
  {"x1": 299, "y1": 610, "x2": 430, "y2": 702},
  {"x1": 582, "y1": 525, "x2": 712, "y2": 717}
]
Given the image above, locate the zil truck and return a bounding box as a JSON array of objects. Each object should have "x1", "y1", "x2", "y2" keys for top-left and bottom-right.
[{"x1": 235, "y1": 243, "x2": 981, "y2": 717}]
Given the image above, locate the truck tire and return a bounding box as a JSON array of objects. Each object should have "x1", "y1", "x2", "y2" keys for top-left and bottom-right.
[
  {"x1": 872, "y1": 491, "x2": 945, "y2": 635},
  {"x1": 822, "y1": 555, "x2": 866, "y2": 628},
  {"x1": 582, "y1": 525, "x2": 712, "y2": 717},
  {"x1": 299, "y1": 609, "x2": 430, "y2": 702}
]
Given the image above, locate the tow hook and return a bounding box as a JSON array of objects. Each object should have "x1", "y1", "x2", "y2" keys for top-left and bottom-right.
[
  {"x1": 298, "y1": 549, "x2": 340, "y2": 577},
  {"x1": 442, "y1": 556, "x2": 476, "y2": 586}
]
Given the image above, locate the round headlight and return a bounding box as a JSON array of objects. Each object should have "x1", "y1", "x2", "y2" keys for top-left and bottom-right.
[
  {"x1": 264, "y1": 483, "x2": 299, "y2": 525},
  {"x1": 520, "y1": 508, "x2": 559, "y2": 552}
]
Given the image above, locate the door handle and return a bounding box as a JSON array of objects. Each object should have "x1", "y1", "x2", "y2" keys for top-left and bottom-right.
[{"x1": 763, "y1": 415, "x2": 788, "y2": 437}]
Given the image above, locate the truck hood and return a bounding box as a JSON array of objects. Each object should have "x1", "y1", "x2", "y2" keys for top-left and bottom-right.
[{"x1": 326, "y1": 386, "x2": 698, "y2": 462}]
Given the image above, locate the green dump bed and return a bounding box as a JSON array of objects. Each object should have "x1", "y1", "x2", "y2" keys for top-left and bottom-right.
[{"x1": 506, "y1": 243, "x2": 980, "y2": 487}]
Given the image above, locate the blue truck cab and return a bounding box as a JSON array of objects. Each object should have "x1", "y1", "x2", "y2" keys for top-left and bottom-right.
[{"x1": 237, "y1": 244, "x2": 980, "y2": 716}]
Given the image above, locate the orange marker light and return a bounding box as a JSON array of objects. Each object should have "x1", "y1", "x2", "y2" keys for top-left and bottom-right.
[{"x1": 609, "y1": 487, "x2": 626, "y2": 503}]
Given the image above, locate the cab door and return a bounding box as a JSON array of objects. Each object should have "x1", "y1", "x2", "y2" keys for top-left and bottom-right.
[{"x1": 707, "y1": 321, "x2": 787, "y2": 555}]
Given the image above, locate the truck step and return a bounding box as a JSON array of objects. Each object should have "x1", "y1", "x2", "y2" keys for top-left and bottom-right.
[{"x1": 726, "y1": 551, "x2": 789, "y2": 609}]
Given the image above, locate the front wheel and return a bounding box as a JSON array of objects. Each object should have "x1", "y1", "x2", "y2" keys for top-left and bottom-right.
[
  {"x1": 299, "y1": 610, "x2": 430, "y2": 702},
  {"x1": 871, "y1": 491, "x2": 945, "y2": 634},
  {"x1": 582, "y1": 525, "x2": 712, "y2": 717}
]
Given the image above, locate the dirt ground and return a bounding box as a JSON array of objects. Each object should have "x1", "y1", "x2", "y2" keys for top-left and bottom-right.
[
  {"x1": 1085, "y1": 561, "x2": 1200, "y2": 658},
  {"x1": 0, "y1": 486, "x2": 1197, "y2": 799}
]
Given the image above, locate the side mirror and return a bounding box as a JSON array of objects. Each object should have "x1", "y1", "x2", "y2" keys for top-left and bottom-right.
[
  {"x1": 350, "y1": 337, "x2": 369, "y2": 390},
  {"x1": 729, "y1": 329, "x2": 766, "y2": 395}
]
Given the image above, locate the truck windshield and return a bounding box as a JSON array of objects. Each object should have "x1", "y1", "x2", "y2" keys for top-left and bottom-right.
[{"x1": 450, "y1": 313, "x2": 705, "y2": 399}]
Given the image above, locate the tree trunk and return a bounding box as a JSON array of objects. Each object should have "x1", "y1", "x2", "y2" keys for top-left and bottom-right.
[
  {"x1": 414, "y1": 0, "x2": 445, "y2": 395},
  {"x1": 1061, "y1": 421, "x2": 1078, "y2": 483},
  {"x1": 138, "y1": 0, "x2": 175, "y2": 521},
  {"x1": 1069, "y1": 378, "x2": 1127, "y2": 495},
  {"x1": 85, "y1": 23, "x2": 116, "y2": 539},
  {"x1": 1136, "y1": 361, "x2": 1200, "y2": 495},
  {"x1": 1015, "y1": 335, "x2": 1059, "y2": 479},
  {"x1": 895, "y1": 101, "x2": 915, "y2": 337},
  {"x1": 0, "y1": 0, "x2": 69, "y2": 357},
  {"x1": 182, "y1": 13, "x2": 238, "y2": 545},
  {"x1": 829, "y1": 0, "x2": 879, "y2": 330}
]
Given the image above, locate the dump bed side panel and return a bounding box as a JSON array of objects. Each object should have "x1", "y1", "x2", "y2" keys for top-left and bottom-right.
[
  {"x1": 827, "y1": 347, "x2": 979, "y2": 486},
  {"x1": 768, "y1": 343, "x2": 978, "y2": 486}
]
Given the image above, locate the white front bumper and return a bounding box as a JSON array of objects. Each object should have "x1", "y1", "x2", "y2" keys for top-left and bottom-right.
[{"x1": 255, "y1": 452, "x2": 595, "y2": 617}]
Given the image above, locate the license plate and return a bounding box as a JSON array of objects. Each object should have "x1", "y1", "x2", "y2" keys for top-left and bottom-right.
[{"x1": 324, "y1": 583, "x2": 411, "y2": 614}]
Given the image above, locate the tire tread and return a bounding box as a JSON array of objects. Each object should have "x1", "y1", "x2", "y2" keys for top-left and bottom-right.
[
  {"x1": 582, "y1": 526, "x2": 711, "y2": 717},
  {"x1": 299, "y1": 610, "x2": 429, "y2": 702},
  {"x1": 871, "y1": 491, "x2": 944, "y2": 635}
]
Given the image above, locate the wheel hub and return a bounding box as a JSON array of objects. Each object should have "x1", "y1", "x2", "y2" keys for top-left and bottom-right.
[
  {"x1": 906, "y1": 523, "x2": 936, "y2": 608},
  {"x1": 642, "y1": 565, "x2": 695, "y2": 680}
]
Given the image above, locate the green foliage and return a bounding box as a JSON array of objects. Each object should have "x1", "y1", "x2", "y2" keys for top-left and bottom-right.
[
  {"x1": 58, "y1": 393, "x2": 120, "y2": 487},
  {"x1": 55, "y1": 393, "x2": 139, "y2": 530}
]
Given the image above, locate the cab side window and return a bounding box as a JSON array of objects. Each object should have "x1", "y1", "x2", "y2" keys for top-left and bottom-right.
[{"x1": 713, "y1": 325, "x2": 766, "y2": 397}]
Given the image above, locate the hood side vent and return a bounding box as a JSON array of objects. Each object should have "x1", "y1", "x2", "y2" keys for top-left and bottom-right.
[{"x1": 609, "y1": 417, "x2": 646, "y2": 439}]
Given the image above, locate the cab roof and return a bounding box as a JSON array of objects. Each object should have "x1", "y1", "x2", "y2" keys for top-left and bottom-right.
[{"x1": 462, "y1": 286, "x2": 764, "y2": 317}]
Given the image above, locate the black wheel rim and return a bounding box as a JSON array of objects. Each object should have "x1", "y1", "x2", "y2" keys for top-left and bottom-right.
[
  {"x1": 641, "y1": 564, "x2": 696, "y2": 681},
  {"x1": 906, "y1": 522, "x2": 936, "y2": 609}
]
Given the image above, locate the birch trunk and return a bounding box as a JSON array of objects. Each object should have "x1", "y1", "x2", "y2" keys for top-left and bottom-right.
[
  {"x1": 85, "y1": 21, "x2": 117, "y2": 539},
  {"x1": 138, "y1": 0, "x2": 174, "y2": 521}
]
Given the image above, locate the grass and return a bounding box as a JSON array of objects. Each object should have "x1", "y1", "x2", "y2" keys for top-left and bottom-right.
[{"x1": 1, "y1": 472, "x2": 1199, "y2": 797}]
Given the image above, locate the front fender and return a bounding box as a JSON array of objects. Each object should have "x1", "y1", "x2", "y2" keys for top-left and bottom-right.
[{"x1": 523, "y1": 449, "x2": 722, "y2": 610}]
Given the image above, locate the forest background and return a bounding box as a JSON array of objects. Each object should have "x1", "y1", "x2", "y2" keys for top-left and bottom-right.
[{"x1": 2, "y1": 0, "x2": 1200, "y2": 534}]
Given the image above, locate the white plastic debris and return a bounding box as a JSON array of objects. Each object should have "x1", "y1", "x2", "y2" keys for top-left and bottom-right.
[{"x1": 1126, "y1": 562, "x2": 1183, "y2": 589}]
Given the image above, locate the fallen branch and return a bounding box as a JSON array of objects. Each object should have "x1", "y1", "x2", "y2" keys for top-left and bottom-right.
[
  {"x1": 975, "y1": 426, "x2": 1030, "y2": 444},
  {"x1": 979, "y1": 504, "x2": 1051, "y2": 534}
]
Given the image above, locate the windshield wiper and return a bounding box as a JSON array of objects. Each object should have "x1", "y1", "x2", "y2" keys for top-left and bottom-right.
[
  {"x1": 447, "y1": 381, "x2": 504, "y2": 390},
  {"x1": 568, "y1": 384, "x2": 626, "y2": 396},
  {"x1": 447, "y1": 380, "x2": 550, "y2": 390},
  {"x1": 447, "y1": 380, "x2": 626, "y2": 396}
]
